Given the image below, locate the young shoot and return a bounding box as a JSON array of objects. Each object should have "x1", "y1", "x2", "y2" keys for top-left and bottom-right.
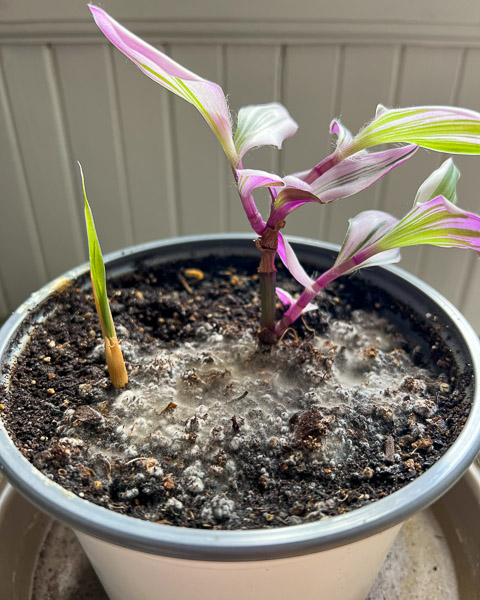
[
  {"x1": 90, "y1": 5, "x2": 480, "y2": 342},
  {"x1": 79, "y1": 162, "x2": 128, "y2": 389}
]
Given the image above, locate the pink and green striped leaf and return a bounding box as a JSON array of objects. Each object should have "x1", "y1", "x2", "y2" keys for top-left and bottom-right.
[
  {"x1": 333, "y1": 210, "x2": 401, "y2": 275},
  {"x1": 308, "y1": 145, "x2": 418, "y2": 203},
  {"x1": 89, "y1": 5, "x2": 238, "y2": 164},
  {"x1": 333, "y1": 195, "x2": 480, "y2": 281},
  {"x1": 349, "y1": 105, "x2": 480, "y2": 156},
  {"x1": 375, "y1": 196, "x2": 480, "y2": 255},
  {"x1": 267, "y1": 145, "x2": 417, "y2": 225}
]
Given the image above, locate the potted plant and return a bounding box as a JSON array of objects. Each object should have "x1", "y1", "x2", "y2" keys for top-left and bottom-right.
[{"x1": 1, "y1": 6, "x2": 480, "y2": 600}]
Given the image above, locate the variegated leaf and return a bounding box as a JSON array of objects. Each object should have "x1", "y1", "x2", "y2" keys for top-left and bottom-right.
[
  {"x1": 234, "y1": 103, "x2": 298, "y2": 159},
  {"x1": 415, "y1": 158, "x2": 460, "y2": 206},
  {"x1": 350, "y1": 105, "x2": 480, "y2": 155},
  {"x1": 90, "y1": 5, "x2": 238, "y2": 164}
]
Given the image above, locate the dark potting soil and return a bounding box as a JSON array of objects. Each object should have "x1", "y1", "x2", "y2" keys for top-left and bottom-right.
[{"x1": 0, "y1": 254, "x2": 472, "y2": 530}]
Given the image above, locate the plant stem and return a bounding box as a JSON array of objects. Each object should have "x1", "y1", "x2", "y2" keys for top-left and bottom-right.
[
  {"x1": 274, "y1": 258, "x2": 357, "y2": 337},
  {"x1": 259, "y1": 271, "x2": 276, "y2": 331},
  {"x1": 255, "y1": 220, "x2": 285, "y2": 341}
]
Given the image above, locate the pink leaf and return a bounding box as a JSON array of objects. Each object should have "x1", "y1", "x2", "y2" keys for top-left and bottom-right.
[
  {"x1": 334, "y1": 210, "x2": 401, "y2": 274},
  {"x1": 267, "y1": 176, "x2": 320, "y2": 226},
  {"x1": 310, "y1": 145, "x2": 417, "y2": 204},
  {"x1": 269, "y1": 145, "x2": 417, "y2": 225},
  {"x1": 89, "y1": 5, "x2": 238, "y2": 164},
  {"x1": 275, "y1": 287, "x2": 294, "y2": 306},
  {"x1": 277, "y1": 234, "x2": 314, "y2": 290}
]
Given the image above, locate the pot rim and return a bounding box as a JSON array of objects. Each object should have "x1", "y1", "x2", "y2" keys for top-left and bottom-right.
[{"x1": 0, "y1": 233, "x2": 479, "y2": 561}]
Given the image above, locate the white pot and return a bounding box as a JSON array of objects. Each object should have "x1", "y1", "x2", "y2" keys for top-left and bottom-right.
[{"x1": 76, "y1": 524, "x2": 401, "y2": 600}]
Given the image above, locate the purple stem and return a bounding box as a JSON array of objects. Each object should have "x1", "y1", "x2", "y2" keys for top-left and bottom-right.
[
  {"x1": 233, "y1": 162, "x2": 267, "y2": 235},
  {"x1": 274, "y1": 258, "x2": 356, "y2": 336},
  {"x1": 259, "y1": 271, "x2": 277, "y2": 331}
]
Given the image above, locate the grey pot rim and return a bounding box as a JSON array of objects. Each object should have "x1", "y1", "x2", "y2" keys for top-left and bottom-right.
[{"x1": 0, "y1": 233, "x2": 479, "y2": 562}]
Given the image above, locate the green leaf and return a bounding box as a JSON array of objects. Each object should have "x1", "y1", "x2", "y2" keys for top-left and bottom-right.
[
  {"x1": 414, "y1": 158, "x2": 460, "y2": 206},
  {"x1": 376, "y1": 196, "x2": 480, "y2": 255},
  {"x1": 349, "y1": 106, "x2": 480, "y2": 156},
  {"x1": 79, "y1": 162, "x2": 115, "y2": 339}
]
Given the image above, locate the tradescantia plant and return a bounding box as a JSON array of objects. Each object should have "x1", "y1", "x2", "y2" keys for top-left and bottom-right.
[{"x1": 89, "y1": 5, "x2": 480, "y2": 346}]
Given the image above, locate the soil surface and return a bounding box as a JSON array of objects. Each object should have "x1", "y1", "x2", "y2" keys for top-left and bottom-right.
[{"x1": 0, "y1": 254, "x2": 472, "y2": 529}]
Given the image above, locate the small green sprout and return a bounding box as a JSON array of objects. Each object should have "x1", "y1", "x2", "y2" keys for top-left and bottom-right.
[{"x1": 79, "y1": 162, "x2": 128, "y2": 389}]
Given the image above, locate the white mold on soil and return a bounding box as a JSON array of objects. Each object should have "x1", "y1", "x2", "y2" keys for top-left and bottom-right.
[{"x1": 62, "y1": 309, "x2": 444, "y2": 485}]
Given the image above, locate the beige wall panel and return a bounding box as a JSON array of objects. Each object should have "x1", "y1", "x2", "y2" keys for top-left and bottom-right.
[
  {"x1": 379, "y1": 46, "x2": 462, "y2": 276},
  {"x1": 224, "y1": 45, "x2": 281, "y2": 232},
  {"x1": 169, "y1": 44, "x2": 225, "y2": 235},
  {"x1": 322, "y1": 45, "x2": 399, "y2": 246},
  {"x1": 0, "y1": 52, "x2": 48, "y2": 313},
  {"x1": 3, "y1": 1, "x2": 480, "y2": 27},
  {"x1": 1, "y1": 45, "x2": 85, "y2": 281},
  {"x1": 55, "y1": 44, "x2": 135, "y2": 254},
  {"x1": 281, "y1": 45, "x2": 338, "y2": 241},
  {"x1": 113, "y1": 47, "x2": 178, "y2": 243},
  {"x1": 460, "y1": 262, "x2": 480, "y2": 333}
]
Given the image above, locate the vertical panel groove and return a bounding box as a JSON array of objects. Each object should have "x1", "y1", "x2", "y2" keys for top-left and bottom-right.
[
  {"x1": 272, "y1": 44, "x2": 285, "y2": 175},
  {"x1": 388, "y1": 45, "x2": 405, "y2": 107},
  {"x1": 221, "y1": 43, "x2": 234, "y2": 232},
  {"x1": 278, "y1": 43, "x2": 287, "y2": 176},
  {"x1": 217, "y1": 44, "x2": 228, "y2": 232},
  {"x1": 459, "y1": 245, "x2": 477, "y2": 313},
  {"x1": 104, "y1": 46, "x2": 134, "y2": 246},
  {"x1": 320, "y1": 44, "x2": 344, "y2": 240},
  {"x1": 373, "y1": 44, "x2": 404, "y2": 210},
  {"x1": 0, "y1": 47, "x2": 48, "y2": 292},
  {"x1": 448, "y1": 47, "x2": 467, "y2": 105},
  {"x1": 45, "y1": 44, "x2": 85, "y2": 261},
  {"x1": 163, "y1": 43, "x2": 181, "y2": 236}
]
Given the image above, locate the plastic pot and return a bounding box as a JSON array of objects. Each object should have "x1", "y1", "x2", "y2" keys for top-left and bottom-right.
[{"x1": 1, "y1": 234, "x2": 479, "y2": 600}]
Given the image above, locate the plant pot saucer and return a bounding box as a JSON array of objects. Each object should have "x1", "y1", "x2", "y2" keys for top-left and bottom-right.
[{"x1": 0, "y1": 467, "x2": 478, "y2": 600}]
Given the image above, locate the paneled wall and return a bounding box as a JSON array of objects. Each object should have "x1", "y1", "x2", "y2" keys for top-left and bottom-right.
[{"x1": 1, "y1": 1, "x2": 480, "y2": 330}]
